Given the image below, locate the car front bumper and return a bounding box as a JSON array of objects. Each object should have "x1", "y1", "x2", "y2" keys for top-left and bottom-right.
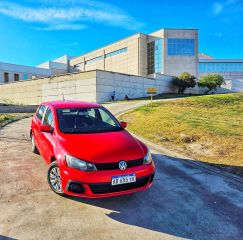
[{"x1": 60, "y1": 162, "x2": 155, "y2": 198}]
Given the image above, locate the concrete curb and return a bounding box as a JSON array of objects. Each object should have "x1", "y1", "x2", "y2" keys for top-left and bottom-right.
[{"x1": 0, "y1": 105, "x2": 38, "y2": 113}]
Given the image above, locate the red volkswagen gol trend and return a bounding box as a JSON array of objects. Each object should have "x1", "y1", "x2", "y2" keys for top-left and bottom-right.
[{"x1": 30, "y1": 101, "x2": 155, "y2": 198}]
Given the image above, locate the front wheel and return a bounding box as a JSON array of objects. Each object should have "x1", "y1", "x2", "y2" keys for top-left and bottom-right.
[
  {"x1": 31, "y1": 133, "x2": 39, "y2": 154},
  {"x1": 47, "y1": 161, "x2": 65, "y2": 196}
]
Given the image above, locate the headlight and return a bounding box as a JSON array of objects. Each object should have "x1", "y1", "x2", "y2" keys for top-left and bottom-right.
[
  {"x1": 65, "y1": 155, "x2": 97, "y2": 171},
  {"x1": 143, "y1": 149, "x2": 152, "y2": 164}
]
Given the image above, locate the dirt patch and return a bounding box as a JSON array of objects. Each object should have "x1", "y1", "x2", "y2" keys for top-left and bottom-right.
[{"x1": 188, "y1": 142, "x2": 214, "y2": 156}]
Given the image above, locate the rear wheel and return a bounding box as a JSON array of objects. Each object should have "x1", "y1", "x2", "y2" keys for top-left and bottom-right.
[
  {"x1": 31, "y1": 133, "x2": 39, "y2": 154},
  {"x1": 47, "y1": 161, "x2": 65, "y2": 196}
]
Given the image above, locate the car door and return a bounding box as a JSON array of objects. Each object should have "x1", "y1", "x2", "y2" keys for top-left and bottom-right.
[
  {"x1": 39, "y1": 107, "x2": 56, "y2": 164},
  {"x1": 32, "y1": 105, "x2": 47, "y2": 151}
]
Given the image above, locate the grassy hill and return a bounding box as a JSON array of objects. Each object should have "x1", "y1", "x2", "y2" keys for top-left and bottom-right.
[{"x1": 120, "y1": 93, "x2": 243, "y2": 174}]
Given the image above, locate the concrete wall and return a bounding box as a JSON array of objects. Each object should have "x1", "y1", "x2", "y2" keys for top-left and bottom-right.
[
  {"x1": 96, "y1": 71, "x2": 174, "y2": 102},
  {"x1": 0, "y1": 105, "x2": 38, "y2": 113},
  {"x1": 199, "y1": 71, "x2": 243, "y2": 81},
  {"x1": 0, "y1": 70, "x2": 175, "y2": 105},
  {"x1": 0, "y1": 71, "x2": 97, "y2": 105},
  {"x1": 231, "y1": 79, "x2": 243, "y2": 92},
  {"x1": 184, "y1": 79, "x2": 241, "y2": 94},
  {"x1": 0, "y1": 69, "x2": 237, "y2": 106}
]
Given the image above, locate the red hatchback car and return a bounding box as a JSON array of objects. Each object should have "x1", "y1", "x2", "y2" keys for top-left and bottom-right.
[{"x1": 30, "y1": 101, "x2": 155, "y2": 198}]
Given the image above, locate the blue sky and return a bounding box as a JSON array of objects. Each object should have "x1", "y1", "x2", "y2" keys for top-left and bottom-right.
[{"x1": 0, "y1": 0, "x2": 242, "y2": 66}]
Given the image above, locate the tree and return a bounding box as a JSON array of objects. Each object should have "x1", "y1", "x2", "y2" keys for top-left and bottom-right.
[
  {"x1": 172, "y1": 72, "x2": 197, "y2": 94},
  {"x1": 198, "y1": 74, "x2": 225, "y2": 94}
]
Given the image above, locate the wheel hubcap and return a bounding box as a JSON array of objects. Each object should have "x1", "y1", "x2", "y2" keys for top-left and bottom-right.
[{"x1": 49, "y1": 167, "x2": 62, "y2": 192}]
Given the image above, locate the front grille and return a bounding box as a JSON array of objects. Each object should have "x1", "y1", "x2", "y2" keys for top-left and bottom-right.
[
  {"x1": 95, "y1": 158, "x2": 144, "y2": 171},
  {"x1": 89, "y1": 175, "x2": 152, "y2": 194}
]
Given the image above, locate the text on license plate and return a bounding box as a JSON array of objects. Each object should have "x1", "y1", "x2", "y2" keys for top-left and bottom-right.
[{"x1": 111, "y1": 174, "x2": 136, "y2": 186}]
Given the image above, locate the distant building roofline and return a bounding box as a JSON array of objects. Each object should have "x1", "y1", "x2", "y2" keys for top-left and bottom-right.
[
  {"x1": 0, "y1": 61, "x2": 51, "y2": 72},
  {"x1": 70, "y1": 32, "x2": 144, "y2": 62},
  {"x1": 199, "y1": 59, "x2": 243, "y2": 63}
]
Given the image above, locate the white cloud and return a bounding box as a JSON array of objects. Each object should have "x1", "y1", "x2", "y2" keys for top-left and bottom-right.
[
  {"x1": 212, "y1": 0, "x2": 238, "y2": 15},
  {"x1": 213, "y1": 2, "x2": 224, "y2": 14},
  {"x1": 0, "y1": 0, "x2": 144, "y2": 31},
  {"x1": 34, "y1": 23, "x2": 87, "y2": 31}
]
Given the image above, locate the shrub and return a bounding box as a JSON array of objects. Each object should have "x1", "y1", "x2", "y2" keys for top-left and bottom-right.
[
  {"x1": 172, "y1": 72, "x2": 197, "y2": 94},
  {"x1": 198, "y1": 74, "x2": 225, "y2": 94}
]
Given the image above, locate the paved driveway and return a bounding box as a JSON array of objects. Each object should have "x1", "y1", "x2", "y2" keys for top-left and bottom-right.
[{"x1": 0, "y1": 101, "x2": 243, "y2": 240}]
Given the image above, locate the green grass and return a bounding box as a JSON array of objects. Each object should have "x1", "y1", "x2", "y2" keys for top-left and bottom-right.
[
  {"x1": 119, "y1": 93, "x2": 243, "y2": 168},
  {"x1": 0, "y1": 113, "x2": 31, "y2": 128}
]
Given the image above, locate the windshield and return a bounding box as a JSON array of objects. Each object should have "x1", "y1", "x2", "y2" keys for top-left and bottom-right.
[{"x1": 56, "y1": 107, "x2": 123, "y2": 134}]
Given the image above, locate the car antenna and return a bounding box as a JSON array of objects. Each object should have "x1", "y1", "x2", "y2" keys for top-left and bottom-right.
[{"x1": 62, "y1": 93, "x2": 65, "y2": 101}]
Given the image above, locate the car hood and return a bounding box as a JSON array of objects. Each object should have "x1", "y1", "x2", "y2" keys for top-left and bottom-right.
[{"x1": 57, "y1": 130, "x2": 147, "y2": 163}]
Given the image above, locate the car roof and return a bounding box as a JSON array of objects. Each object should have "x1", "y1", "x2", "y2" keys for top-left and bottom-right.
[{"x1": 41, "y1": 100, "x2": 101, "y2": 109}]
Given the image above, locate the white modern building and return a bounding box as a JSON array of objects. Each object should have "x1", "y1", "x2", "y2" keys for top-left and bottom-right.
[
  {"x1": 70, "y1": 28, "x2": 198, "y2": 78},
  {"x1": 0, "y1": 55, "x2": 72, "y2": 84},
  {"x1": 37, "y1": 55, "x2": 73, "y2": 75},
  {"x1": 199, "y1": 58, "x2": 243, "y2": 80},
  {"x1": 0, "y1": 27, "x2": 242, "y2": 95},
  {"x1": 198, "y1": 56, "x2": 243, "y2": 92},
  {"x1": 0, "y1": 62, "x2": 51, "y2": 83}
]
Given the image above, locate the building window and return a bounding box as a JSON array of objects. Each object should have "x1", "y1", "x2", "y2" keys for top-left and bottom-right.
[
  {"x1": 147, "y1": 39, "x2": 163, "y2": 75},
  {"x1": 154, "y1": 39, "x2": 162, "y2": 73},
  {"x1": 168, "y1": 38, "x2": 195, "y2": 56},
  {"x1": 74, "y1": 62, "x2": 84, "y2": 70},
  {"x1": 14, "y1": 73, "x2": 19, "y2": 81},
  {"x1": 84, "y1": 47, "x2": 128, "y2": 65},
  {"x1": 199, "y1": 63, "x2": 243, "y2": 73},
  {"x1": 85, "y1": 56, "x2": 104, "y2": 65},
  {"x1": 23, "y1": 73, "x2": 29, "y2": 80},
  {"x1": 105, "y1": 47, "x2": 127, "y2": 58},
  {"x1": 4, "y1": 72, "x2": 9, "y2": 83}
]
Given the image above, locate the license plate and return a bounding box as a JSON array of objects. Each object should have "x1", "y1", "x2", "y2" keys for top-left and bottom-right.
[{"x1": 111, "y1": 174, "x2": 136, "y2": 186}]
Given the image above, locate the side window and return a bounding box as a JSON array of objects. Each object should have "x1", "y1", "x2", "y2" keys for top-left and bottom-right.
[
  {"x1": 36, "y1": 105, "x2": 46, "y2": 121},
  {"x1": 99, "y1": 109, "x2": 116, "y2": 127},
  {"x1": 43, "y1": 108, "x2": 54, "y2": 127}
]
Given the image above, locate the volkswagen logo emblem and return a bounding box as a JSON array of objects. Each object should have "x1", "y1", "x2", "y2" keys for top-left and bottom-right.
[{"x1": 119, "y1": 161, "x2": 127, "y2": 170}]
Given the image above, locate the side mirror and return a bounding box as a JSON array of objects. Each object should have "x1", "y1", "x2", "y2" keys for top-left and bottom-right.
[
  {"x1": 120, "y1": 121, "x2": 128, "y2": 129},
  {"x1": 39, "y1": 124, "x2": 53, "y2": 133}
]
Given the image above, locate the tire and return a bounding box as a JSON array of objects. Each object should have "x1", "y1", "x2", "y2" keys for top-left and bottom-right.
[
  {"x1": 31, "y1": 133, "x2": 39, "y2": 154},
  {"x1": 47, "y1": 161, "x2": 65, "y2": 196}
]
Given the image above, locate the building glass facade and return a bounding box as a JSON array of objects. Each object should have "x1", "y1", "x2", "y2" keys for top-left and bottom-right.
[
  {"x1": 199, "y1": 62, "x2": 243, "y2": 73},
  {"x1": 168, "y1": 38, "x2": 195, "y2": 56},
  {"x1": 105, "y1": 47, "x2": 127, "y2": 58},
  {"x1": 86, "y1": 55, "x2": 104, "y2": 65},
  {"x1": 147, "y1": 39, "x2": 163, "y2": 75},
  {"x1": 23, "y1": 73, "x2": 29, "y2": 80},
  {"x1": 82, "y1": 47, "x2": 128, "y2": 65}
]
